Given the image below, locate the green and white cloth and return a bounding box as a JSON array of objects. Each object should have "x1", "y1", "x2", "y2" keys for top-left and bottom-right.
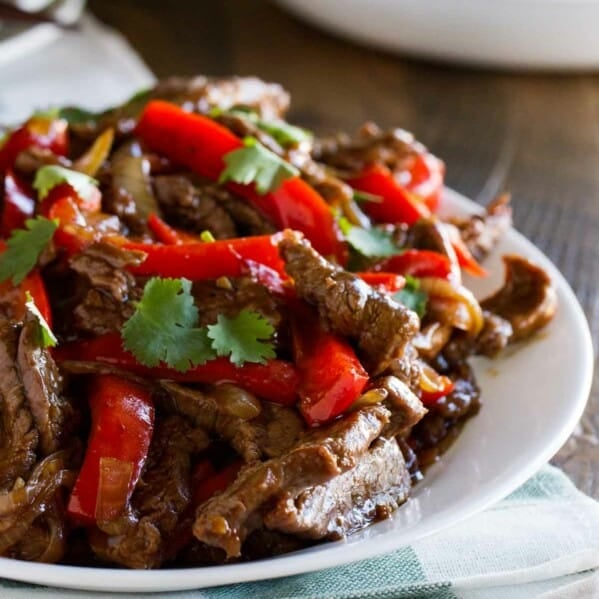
[{"x1": 1, "y1": 465, "x2": 598, "y2": 599}]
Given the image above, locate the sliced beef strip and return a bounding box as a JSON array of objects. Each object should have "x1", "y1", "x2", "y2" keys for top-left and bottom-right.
[
  {"x1": 480, "y1": 255, "x2": 557, "y2": 341},
  {"x1": 154, "y1": 175, "x2": 275, "y2": 238},
  {"x1": 279, "y1": 231, "x2": 419, "y2": 374},
  {"x1": 264, "y1": 438, "x2": 410, "y2": 540},
  {"x1": 90, "y1": 415, "x2": 209, "y2": 569},
  {"x1": 406, "y1": 219, "x2": 459, "y2": 273},
  {"x1": 313, "y1": 122, "x2": 420, "y2": 177},
  {"x1": 160, "y1": 381, "x2": 267, "y2": 463},
  {"x1": 14, "y1": 147, "x2": 70, "y2": 178},
  {"x1": 154, "y1": 175, "x2": 237, "y2": 239},
  {"x1": 0, "y1": 321, "x2": 38, "y2": 490},
  {"x1": 253, "y1": 402, "x2": 304, "y2": 459},
  {"x1": 450, "y1": 195, "x2": 512, "y2": 262},
  {"x1": 192, "y1": 405, "x2": 390, "y2": 558},
  {"x1": 374, "y1": 375, "x2": 427, "y2": 438},
  {"x1": 18, "y1": 314, "x2": 72, "y2": 456},
  {"x1": 153, "y1": 76, "x2": 290, "y2": 120},
  {"x1": 69, "y1": 242, "x2": 145, "y2": 336}
]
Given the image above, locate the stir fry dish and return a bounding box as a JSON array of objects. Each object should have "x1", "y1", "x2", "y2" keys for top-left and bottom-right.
[{"x1": 0, "y1": 76, "x2": 557, "y2": 568}]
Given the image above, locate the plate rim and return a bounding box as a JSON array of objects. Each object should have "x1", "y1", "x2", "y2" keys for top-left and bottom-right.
[{"x1": 0, "y1": 188, "x2": 593, "y2": 592}]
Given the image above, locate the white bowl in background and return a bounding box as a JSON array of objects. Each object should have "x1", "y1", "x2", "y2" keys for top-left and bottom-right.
[{"x1": 277, "y1": 0, "x2": 599, "y2": 70}]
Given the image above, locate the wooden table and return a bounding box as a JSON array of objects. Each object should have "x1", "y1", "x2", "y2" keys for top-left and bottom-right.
[{"x1": 90, "y1": 0, "x2": 599, "y2": 498}]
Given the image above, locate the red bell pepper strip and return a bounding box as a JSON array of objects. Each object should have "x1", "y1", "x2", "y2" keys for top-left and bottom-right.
[
  {"x1": 0, "y1": 240, "x2": 52, "y2": 325},
  {"x1": 147, "y1": 213, "x2": 183, "y2": 245},
  {"x1": 450, "y1": 235, "x2": 488, "y2": 278},
  {"x1": 1, "y1": 170, "x2": 35, "y2": 236},
  {"x1": 374, "y1": 249, "x2": 453, "y2": 280},
  {"x1": 47, "y1": 196, "x2": 96, "y2": 256},
  {"x1": 124, "y1": 234, "x2": 286, "y2": 280},
  {"x1": 136, "y1": 101, "x2": 346, "y2": 262},
  {"x1": 291, "y1": 302, "x2": 369, "y2": 426},
  {"x1": 357, "y1": 272, "x2": 405, "y2": 293},
  {"x1": 0, "y1": 116, "x2": 68, "y2": 174},
  {"x1": 67, "y1": 375, "x2": 154, "y2": 525},
  {"x1": 348, "y1": 164, "x2": 431, "y2": 226},
  {"x1": 403, "y1": 152, "x2": 445, "y2": 212},
  {"x1": 54, "y1": 333, "x2": 299, "y2": 406},
  {"x1": 192, "y1": 459, "x2": 243, "y2": 505},
  {"x1": 39, "y1": 181, "x2": 101, "y2": 216},
  {"x1": 420, "y1": 379, "x2": 455, "y2": 407}
]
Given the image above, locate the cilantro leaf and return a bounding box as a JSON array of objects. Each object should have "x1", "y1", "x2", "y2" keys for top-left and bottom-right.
[
  {"x1": 57, "y1": 106, "x2": 101, "y2": 125},
  {"x1": 32, "y1": 107, "x2": 61, "y2": 120},
  {"x1": 24, "y1": 292, "x2": 57, "y2": 348},
  {"x1": 0, "y1": 217, "x2": 58, "y2": 285},
  {"x1": 122, "y1": 278, "x2": 215, "y2": 372},
  {"x1": 207, "y1": 310, "x2": 276, "y2": 366},
  {"x1": 393, "y1": 275, "x2": 428, "y2": 318},
  {"x1": 212, "y1": 108, "x2": 312, "y2": 146},
  {"x1": 0, "y1": 130, "x2": 8, "y2": 150},
  {"x1": 33, "y1": 165, "x2": 98, "y2": 203},
  {"x1": 338, "y1": 217, "x2": 399, "y2": 258},
  {"x1": 219, "y1": 137, "x2": 299, "y2": 194},
  {"x1": 58, "y1": 88, "x2": 152, "y2": 125}
]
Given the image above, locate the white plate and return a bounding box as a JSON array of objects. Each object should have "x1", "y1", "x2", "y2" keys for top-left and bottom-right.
[
  {"x1": 0, "y1": 188, "x2": 593, "y2": 592},
  {"x1": 277, "y1": 0, "x2": 599, "y2": 70}
]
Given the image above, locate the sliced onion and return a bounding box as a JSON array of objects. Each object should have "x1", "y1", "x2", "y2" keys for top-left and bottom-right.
[
  {"x1": 350, "y1": 388, "x2": 388, "y2": 410},
  {"x1": 111, "y1": 141, "x2": 161, "y2": 220},
  {"x1": 213, "y1": 384, "x2": 262, "y2": 420},
  {"x1": 419, "y1": 277, "x2": 484, "y2": 337},
  {"x1": 73, "y1": 127, "x2": 115, "y2": 176},
  {"x1": 95, "y1": 457, "x2": 134, "y2": 523},
  {"x1": 419, "y1": 362, "x2": 451, "y2": 394}
]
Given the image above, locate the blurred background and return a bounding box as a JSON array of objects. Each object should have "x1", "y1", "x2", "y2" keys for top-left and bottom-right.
[{"x1": 1, "y1": 0, "x2": 598, "y2": 495}]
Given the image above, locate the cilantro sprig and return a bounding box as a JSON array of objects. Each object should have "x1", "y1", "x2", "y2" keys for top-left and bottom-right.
[
  {"x1": 0, "y1": 217, "x2": 58, "y2": 285},
  {"x1": 338, "y1": 217, "x2": 399, "y2": 258},
  {"x1": 219, "y1": 136, "x2": 299, "y2": 194},
  {"x1": 25, "y1": 292, "x2": 57, "y2": 348},
  {"x1": 208, "y1": 311, "x2": 275, "y2": 366},
  {"x1": 33, "y1": 165, "x2": 98, "y2": 203},
  {"x1": 393, "y1": 275, "x2": 428, "y2": 318},
  {"x1": 122, "y1": 277, "x2": 276, "y2": 371}
]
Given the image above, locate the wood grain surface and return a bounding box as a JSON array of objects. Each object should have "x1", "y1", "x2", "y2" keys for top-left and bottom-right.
[{"x1": 90, "y1": 0, "x2": 599, "y2": 497}]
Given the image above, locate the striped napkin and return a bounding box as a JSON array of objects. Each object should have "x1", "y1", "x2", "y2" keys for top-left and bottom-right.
[{"x1": 1, "y1": 15, "x2": 598, "y2": 599}]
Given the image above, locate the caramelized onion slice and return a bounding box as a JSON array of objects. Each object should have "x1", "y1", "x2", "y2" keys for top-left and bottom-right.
[{"x1": 419, "y1": 277, "x2": 484, "y2": 337}]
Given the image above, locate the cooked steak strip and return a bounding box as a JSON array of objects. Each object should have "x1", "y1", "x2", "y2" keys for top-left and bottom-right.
[
  {"x1": 192, "y1": 405, "x2": 390, "y2": 557},
  {"x1": 375, "y1": 375, "x2": 427, "y2": 437},
  {"x1": 450, "y1": 195, "x2": 512, "y2": 262},
  {"x1": 154, "y1": 176, "x2": 237, "y2": 239},
  {"x1": 160, "y1": 381, "x2": 266, "y2": 463},
  {"x1": 154, "y1": 175, "x2": 275, "y2": 238},
  {"x1": 481, "y1": 255, "x2": 557, "y2": 341},
  {"x1": 69, "y1": 242, "x2": 145, "y2": 336},
  {"x1": 153, "y1": 76, "x2": 290, "y2": 120},
  {"x1": 90, "y1": 415, "x2": 209, "y2": 569},
  {"x1": 279, "y1": 230, "x2": 419, "y2": 373},
  {"x1": 314, "y1": 122, "x2": 420, "y2": 177},
  {"x1": 264, "y1": 438, "x2": 410, "y2": 540},
  {"x1": 18, "y1": 314, "x2": 72, "y2": 456},
  {"x1": 0, "y1": 321, "x2": 37, "y2": 489}
]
